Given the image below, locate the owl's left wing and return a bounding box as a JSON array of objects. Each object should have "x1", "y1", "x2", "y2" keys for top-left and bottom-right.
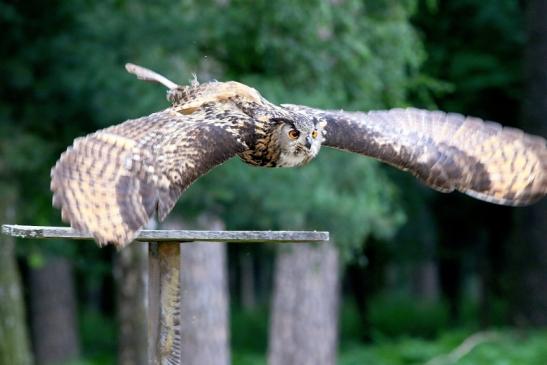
[
  {"x1": 51, "y1": 107, "x2": 252, "y2": 246},
  {"x1": 286, "y1": 105, "x2": 547, "y2": 206}
]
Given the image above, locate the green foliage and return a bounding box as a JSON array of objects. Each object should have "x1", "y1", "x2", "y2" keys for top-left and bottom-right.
[
  {"x1": 231, "y1": 352, "x2": 267, "y2": 365},
  {"x1": 231, "y1": 301, "x2": 547, "y2": 365},
  {"x1": 368, "y1": 294, "x2": 449, "y2": 339},
  {"x1": 413, "y1": 0, "x2": 525, "y2": 117},
  {"x1": 230, "y1": 305, "x2": 269, "y2": 354},
  {"x1": 339, "y1": 295, "x2": 451, "y2": 341},
  {"x1": 339, "y1": 330, "x2": 547, "y2": 365},
  {"x1": 459, "y1": 296, "x2": 511, "y2": 328},
  {"x1": 454, "y1": 331, "x2": 547, "y2": 365},
  {"x1": 191, "y1": 0, "x2": 425, "y2": 109},
  {"x1": 76, "y1": 309, "x2": 117, "y2": 365}
]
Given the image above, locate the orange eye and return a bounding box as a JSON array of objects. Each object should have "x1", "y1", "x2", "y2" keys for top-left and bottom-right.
[
  {"x1": 311, "y1": 130, "x2": 318, "y2": 139},
  {"x1": 288, "y1": 129, "x2": 300, "y2": 140}
]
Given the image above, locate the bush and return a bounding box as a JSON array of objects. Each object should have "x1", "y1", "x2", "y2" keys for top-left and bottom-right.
[
  {"x1": 368, "y1": 294, "x2": 449, "y2": 339},
  {"x1": 231, "y1": 305, "x2": 269, "y2": 354},
  {"x1": 339, "y1": 329, "x2": 547, "y2": 365}
]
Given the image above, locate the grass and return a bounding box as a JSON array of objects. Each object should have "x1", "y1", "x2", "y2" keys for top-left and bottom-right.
[{"x1": 339, "y1": 330, "x2": 547, "y2": 365}]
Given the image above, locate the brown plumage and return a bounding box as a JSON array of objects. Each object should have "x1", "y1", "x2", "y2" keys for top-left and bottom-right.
[
  {"x1": 285, "y1": 105, "x2": 547, "y2": 206},
  {"x1": 51, "y1": 64, "x2": 547, "y2": 246}
]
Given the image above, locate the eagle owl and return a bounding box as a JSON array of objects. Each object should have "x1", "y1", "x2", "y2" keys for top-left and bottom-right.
[{"x1": 51, "y1": 64, "x2": 547, "y2": 246}]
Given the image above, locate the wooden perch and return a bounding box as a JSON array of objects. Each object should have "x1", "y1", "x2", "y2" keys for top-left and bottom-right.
[
  {"x1": 148, "y1": 242, "x2": 182, "y2": 365},
  {"x1": 2, "y1": 223, "x2": 329, "y2": 364},
  {"x1": 1, "y1": 225, "x2": 329, "y2": 243}
]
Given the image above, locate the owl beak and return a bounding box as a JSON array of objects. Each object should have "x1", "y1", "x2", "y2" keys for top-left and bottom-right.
[{"x1": 305, "y1": 136, "x2": 313, "y2": 149}]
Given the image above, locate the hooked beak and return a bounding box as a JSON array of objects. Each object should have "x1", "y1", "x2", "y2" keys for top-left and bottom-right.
[{"x1": 305, "y1": 136, "x2": 313, "y2": 149}]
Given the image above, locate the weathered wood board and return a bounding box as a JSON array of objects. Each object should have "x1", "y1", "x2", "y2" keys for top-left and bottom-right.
[{"x1": 2, "y1": 225, "x2": 329, "y2": 243}]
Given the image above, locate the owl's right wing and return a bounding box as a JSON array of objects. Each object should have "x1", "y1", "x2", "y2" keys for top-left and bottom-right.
[
  {"x1": 286, "y1": 105, "x2": 547, "y2": 206},
  {"x1": 51, "y1": 107, "x2": 252, "y2": 246}
]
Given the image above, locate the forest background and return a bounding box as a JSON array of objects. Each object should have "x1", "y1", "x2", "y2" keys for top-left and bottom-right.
[{"x1": 1, "y1": 0, "x2": 546, "y2": 364}]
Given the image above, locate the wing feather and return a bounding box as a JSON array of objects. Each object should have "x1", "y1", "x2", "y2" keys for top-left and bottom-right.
[
  {"x1": 286, "y1": 105, "x2": 547, "y2": 206},
  {"x1": 51, "y1": 106, "x2": 252, "y2": 246}
]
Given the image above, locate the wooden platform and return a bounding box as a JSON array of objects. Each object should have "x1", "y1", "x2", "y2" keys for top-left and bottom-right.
[
  {"x1": 1, "y1": 224, "x2": 329, "y2": 243},
  {"x1": 2, "y1": 223, "x2": 329, "y2": 364}
]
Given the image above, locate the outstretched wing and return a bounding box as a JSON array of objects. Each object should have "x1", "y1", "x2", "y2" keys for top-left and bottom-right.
[
  {"x1": 287, "y1": 106, "x2": 547, "y2": 206},
  {"x1": 51, "y1": 106, "x2": 252, "y2": 246}
]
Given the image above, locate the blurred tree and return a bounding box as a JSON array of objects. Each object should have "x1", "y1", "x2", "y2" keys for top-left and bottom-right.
[
  {"x1": 0, "y1": 188, "x2": 33, "y2": 365},
  {"x1": 268, "y1": 243, "x2": 340, "y2": 365},
  {"x1": 1, "y1": 2, "x2": 85, "y2": 362},
  {"x1": 29, "y1": 257, "x2": 80, "y2": 365},
  {"x1": 114, "y1": 243, "x2": 148, "y2": 365},
  {"x1": 512, "y1": 0, "x2": 547, "y2": 326}
]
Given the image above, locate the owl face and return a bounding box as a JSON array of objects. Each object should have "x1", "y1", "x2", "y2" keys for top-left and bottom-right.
[{"x1": 275, "y1": 116, "x2": 326, "y2": 167}]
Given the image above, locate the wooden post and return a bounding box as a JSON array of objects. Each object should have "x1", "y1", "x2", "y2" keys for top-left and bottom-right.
[
  {"x1": 148, "y1": 242, "x2": 181, "y2": 365},
  {"x1": 1, "y1": 225, "x2": 329, "y2": 363}
]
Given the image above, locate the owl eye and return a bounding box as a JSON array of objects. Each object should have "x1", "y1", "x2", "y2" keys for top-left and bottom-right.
[
  {"x1": 288, "y1": 129, "x2": 300, "y2": 140},
  {"x1": 311, "y1": 130, "x2": 318, "y2": 139}
]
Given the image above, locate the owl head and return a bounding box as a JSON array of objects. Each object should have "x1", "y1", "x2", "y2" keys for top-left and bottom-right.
[
  {"x1": 273, "y1": 113, "x2": 327, "y2": 167},
  {"x1": 229, "y1": 91, "x2": 328, "y2": 167}
]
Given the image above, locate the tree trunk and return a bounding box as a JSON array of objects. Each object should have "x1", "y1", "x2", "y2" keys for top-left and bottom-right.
[
  {"x1": 115, "y1": 243, "x2": 149, "y2": 365},
  {"x1": 29, "y1": 256, "x2": 80, "y2": 365},
  {"x1": 268, "y1": 242, "x2": 340, "y2": 365},
  {"x1": 0, "y1": 189, "x2": 33, "y2": 365},
  {"x1": 163, "y1": 215, "x2": 230, "y2": 365},
  {"x1": 411, "y1": 260, "x2": 439, "y2": 301},
  {"x1": 513, "y1": 0, "x2": 547, "y2": 326}
]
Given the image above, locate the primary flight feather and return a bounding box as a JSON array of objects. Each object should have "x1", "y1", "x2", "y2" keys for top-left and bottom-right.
[{"x1": 51, "y1": 64, "x2": 547, "y2": 246}]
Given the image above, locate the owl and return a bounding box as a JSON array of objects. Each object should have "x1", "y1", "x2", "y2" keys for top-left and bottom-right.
[{"x1": 50, "y1": 64, "x2": 547, "y2": 246}]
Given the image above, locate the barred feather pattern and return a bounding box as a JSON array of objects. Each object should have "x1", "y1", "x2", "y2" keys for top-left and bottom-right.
[
  {"x1": 51, "y1": 106, "x2": 252, "y2": 246},
  {"x1": 288, "y1": 106, "x2": 547, "y2": 206}
]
